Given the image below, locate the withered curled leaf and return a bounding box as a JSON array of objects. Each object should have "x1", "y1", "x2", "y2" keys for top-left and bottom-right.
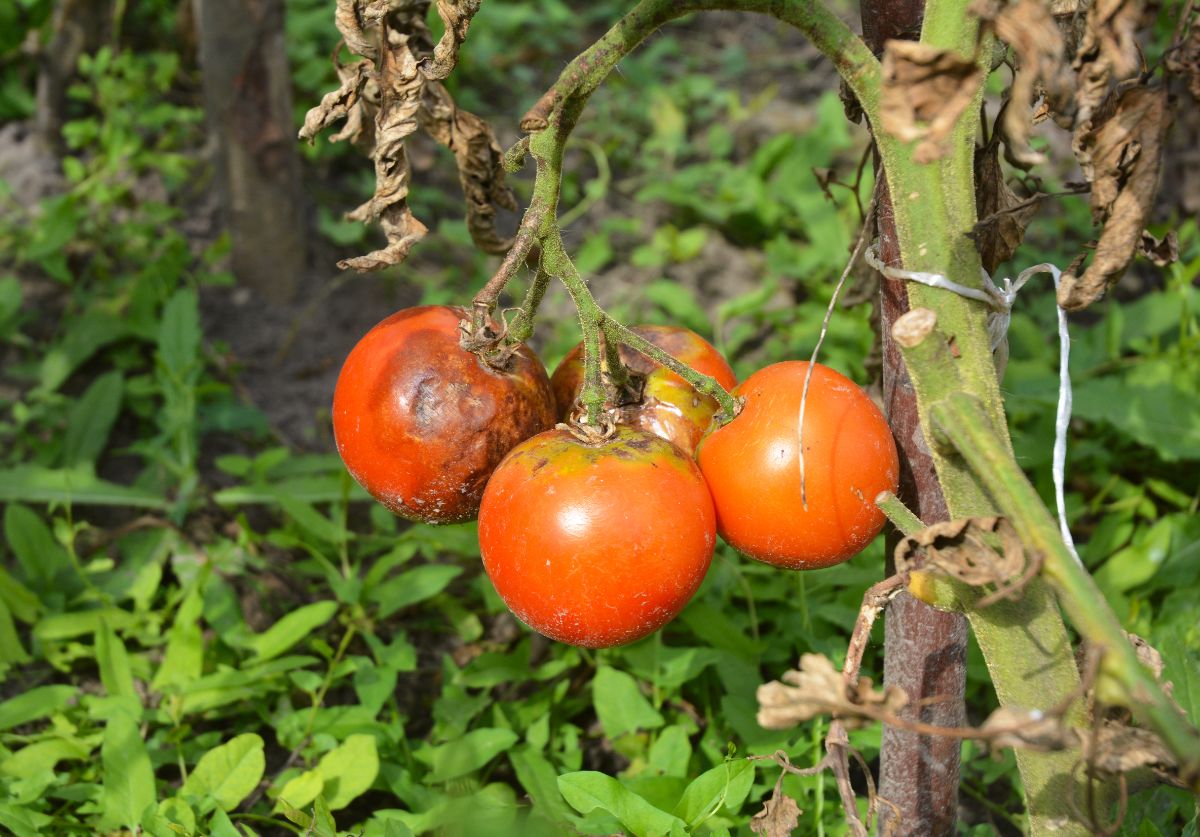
[
  {"x1": 972, "y1": 140, "x2": 1036, "y2": 273},
  {"x1": 1138, "y1": 230, "x2": 1178, "y2": 267},
  {"x1": 979, "y1": 706, "x2": 1074, "y2": 751},
  {"x1": 757, "y1": 653, "x2": 908, "y2": 731},
  {"x1": 335, "y1": 0, "x2": 387, "y2": 60},
  {"x1": 1072, "y1": 0, "x2": 1145, "y2": 125},
  {"x1": 894, "y1": 516, "x2": 1037, "y2": 604},
  {"x1": 421, "y1": 0, "x2": 484, "y2": 81},
  {"x1": 880, "y1": 40, "x2": 984, "y2": 163},
  {"x1": 1059, "y1": 86, "x2": 1171, "y2": 310},
  {"x1": 749, "y1": 786, "x2": 802, "y2": 837},
  {"x1": 1083, "y1": 722, "x2": 1182, "y2": 784},
  {"x1": 421, "y1": 82, "x2": 517, "y2": 254},
  {"x1": 974, "y1": 0, "x2": 1074, "y2": 166},
  {"x1": 1165, "y1": 19, "x2": 1200, "y2": 101},
  {"x1": 299, "y1": 59, "x2": 373, "y2": 145}
]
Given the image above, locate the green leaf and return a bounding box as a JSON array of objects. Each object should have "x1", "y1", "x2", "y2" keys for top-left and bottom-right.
[
  {"x1": 247, "y1": 600, "x2": 338, "y2": 663},
  {"x1": 427, "y1": 727, "x2": 519, "y2": 783},
  {"x1": 370, "y1": 564, "x2": 463, "y2": 619},
  {"x1": 0, "y1": 738, "x2": 92, "y2": 777},
  {"x1": 39, "y1": 310, "x2": 126, "y2": 392},
  {"x1": 0, "y1": 802, "x2": 53, "y2": 837},
  {"x1": 0, "y1": 685, "x2": 78, "y2": 730},
  {"x1": 509, "y1": 745, "x2": 577, "y2": 825},
  {"x1": 181, "y1": 733, "x2": 265, "y2": 812},
  {"x1": 158, "y1": 288, "x2": 200, "y2": 376},
  {"x1": 34, "y1": 607, "x2": 136, "y2": 642},
  {"x1": 0, "y1": 597, "x2": 29, "y2": 665},
  {"x1": 557, "y1": 771, "x2": 687, "y2": 837},
  {"x1": 3, "y1": 503, "x2": 69, "y2": 585},
  {"x1": 316, "y1": 733, "x2": 380, "y2": 809},
  {"x1": 96, "y1": 622, "x2": 138, "y2": 703},
  {"x1": 151, "y1": 586, "x2": 205, "y2": 691},
  {"x1": 276, "y1": 769, "x2": 325, "y2": 812},
  {"x1": 0, "y1": 567, "x2": 40, "y2": 624},
  {"x1": 0, "y1": 466, "x2": 169, "y2": 508},
  {"x1": 207, "y1": 809, "x2": 243, "y2": 837},
  {"x1": 593, "y1": 667, "x2": 664, "y2": 738},
  {"x1": 647, "y1": 727, "x2": 693, "y2": 777},
  {"x1": 98, "y1": 705, "x2": 156, "y2": 832},
  {"x1": 62, "y1": 371, "x2": 124, "y2": 468},
  {"x1": 672, "y1": 759, "x2": 754, "y2": 825}
]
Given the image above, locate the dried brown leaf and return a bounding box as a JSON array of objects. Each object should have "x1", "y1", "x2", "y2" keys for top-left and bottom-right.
[
  {"x1": 750, "y1": 787, "x2": 802, "y2": 836},
  {"x1": 1059, "y1": 86, "x2": 1171, "y2": 309},
  {"x1": 1084, "y1": 722, "x2": 1180, "y2": 778},
  {"x1": 894, "y1": 517, "x2": 1036, "y2": 602},
  {"x1": 336, "y1": 0, "x2": 389, "y2": 59},
  {"x1": 421, "y1": 0, "x2": 484, "y2": 80},
  {"x1": 975, "y1": 0, "x2": 1074, "y2": 166},
  {"x1": 1165, "y1": 19, "x2": 1200, "y2": 101},
  {"x1": 1137, "y1": 230, "x2": 1179, "y2": 266},
  {"x1": 973, "y1": 141, "x2": 1035, "y2": 272},
  {"x1": 299, "y1": 59, "x2": 373, "y2": 144},
  {"x1": 420, "y1": 81, "x2": 517, "y2": 254},
  {"x1": 979, "y1": 706, "x2": 1075, "y2": 751},
  {"x1": 757, "y1": 654, "x2": 907, "y2": 731},
  {"x1": 880, "y1": 40, "x2": 984, "y2": 163},
  {"x1": 1072, "y1": 0, "x2": 1145, "y2": 124}
]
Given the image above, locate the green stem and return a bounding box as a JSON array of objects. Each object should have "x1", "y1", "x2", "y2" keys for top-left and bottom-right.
[
  {"x1": 603, "y1": 319, "x2": 740, "y2": 418},
  {"x1": 932, "y1": 393, "x2": 1200, "y2": 787},
  {"x1": 542, "y1": 233, "x2": 607, "y2": 426},
  {"x1": 875, "y1": 490, "x2": 925, "y2": 536},
  {"x1": 510, "y1": 263, "x2": 550, "y2": 343}
]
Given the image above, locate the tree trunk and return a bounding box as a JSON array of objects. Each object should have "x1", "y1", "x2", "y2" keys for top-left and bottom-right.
[
  {"x1": 195, "y1": 0, "x2": 305, "y2": 304},
  {"x1": 861, "y1": 3, "x2": 970, "y2": 834}
]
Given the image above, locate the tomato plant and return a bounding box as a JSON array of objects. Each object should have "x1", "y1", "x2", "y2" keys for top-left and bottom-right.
[
  {"x1": 698, "y1": 360, "x2": 899, "y2": 569},
  {"x1": 478, "y1": 425, "x2": 716, "y2": 648},
  {"x1": 549, "y1": 324, "x2": 737, "y2": 455},
  {"x1": 332, "y1": 304, "x2": 556, "y2": 524}
]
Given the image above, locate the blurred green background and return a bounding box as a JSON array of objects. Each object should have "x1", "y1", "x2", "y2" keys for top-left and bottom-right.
[{"x1": 0, "y1": 1, "x2": 1197, "y2": 834}]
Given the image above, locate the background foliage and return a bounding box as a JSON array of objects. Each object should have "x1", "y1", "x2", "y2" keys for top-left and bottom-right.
[{"x1": 0, "y1": 1, "x2": 1197, "y2": 835}]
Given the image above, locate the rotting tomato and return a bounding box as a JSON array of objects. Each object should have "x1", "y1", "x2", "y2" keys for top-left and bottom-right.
[
  {"x1": 697, "y1": 361, "x2": 899, "y2": 570},
  {"x1": 332, "y1": 305, "x2": 556, "y2": 524},
  {"x1": 549, "y1": 324, "x2": 737, "y2": 455},
  {"x1": 478, "y1": 425, "x2": 716, "y2": 648}
]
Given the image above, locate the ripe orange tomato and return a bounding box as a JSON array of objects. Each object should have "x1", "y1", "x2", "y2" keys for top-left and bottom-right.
[
  {"x1": 550, "y1": 325, "x2": 737, "y2": 455},
  {"x1": 332, "y1": 305, "x2": 556, "y2": 524},
  {"x1": 478, "y1": 426, "x2": 716, "y2": 648},
  {"x1": 697, "y1": 361, "x2": 898, "y2": 570}
]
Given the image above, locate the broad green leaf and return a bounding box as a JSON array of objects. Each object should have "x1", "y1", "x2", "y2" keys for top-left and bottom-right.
[
  {"x1": 0, "y1": 685, "x2": 77, "y2": 730},
  {"x1": 62, "y1": 371, "x2": 124, "y2": 468},
  {"x1": 313, "y1": 795, "x2": 339, "y2": 836},
  {"x1": 353, "y1": 660, "x2": 398, "y2": 715},
  {"x1": 38, "y1": 310, "x2": 126, "y2": 392},
  {"x1": 0, "y1": 738, "x2": 92, "y2": 776},
  {"x1": 593, "y1": 667, "x2": 664, "y2": 738},
  {"x1": 247, "y1": 600, "x2": 337, "y2": 663},
  {"x1": 370, "y1": 564, "x2": 463, "y2": 619},
  {"x1": 3, "y1": 503, "x2": 68, "y2": 585},
  {"x1": 98, "y1": 706, "x2": 156, "y2": 832},
  {"x1": 647, "y1": 726, "x2": 693, "y2": 778},
  {"x1": 158, "y1": 288, "x2": 200, "y2": 376},
  {"x1": 558, "y1": 771, "x2": 687, "y2": 837},
  {"x1": 214, "y1": 476, "x2": 371, "y2": 506},
  {"x1": 154, "y1": 797, "x2": 196, "y2": 836},
  {"x1": 275, "y1": 769, "x2": 324, "y2": 812},
  {"x1": 509, "y1": 745, "x2": 577, "y2": 825},
  {"x1": 207, "y1": 809, "x2": 243, "y2": 837},
  {"x1": 316, "y1": 733, "x2": 379, "y2": 809},
  {"x1": 34, "y1": 607, "x2": 136, "y2": 642},
  {"x1": 672, "y1": 759, "x2": 754, "y2": 825},
  {"x1": 0, "y1": 567, "x2": 41, "y2": 623},
  {"x1": 0, "y1": 597, "x2": 29, "y2": 665},
  {"x1": 1072, "y1": 364, "x2": 1200, "y2": 461},
  {"x1": 151, "y1": 586, "x2": 204, "y2": 691},
  {"x1": 96, "y1": 622, "x2": 138, "y2": 702},
  {"x1": 427, "y1": 727, "x2": 519, "y2": 783},
  {"x1": 279, "y1": 496, "x2": 345, "y2": 545},
  {"x1": 181, "y1": 733, "x2": 265, "y2": 812},
  {"x1": 0, "y1": 466, "x2": 168, "y2": 508},
  {"x1": 0, "y1": 802, "x2": 53, "y2": 837}
]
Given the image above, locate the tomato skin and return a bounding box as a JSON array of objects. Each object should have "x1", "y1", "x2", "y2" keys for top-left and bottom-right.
[
  {"x1": 550, "y1": 325, "x2": 737, "y2": 455},
  {"x1": 478, "y1": 426, "x2": 716, "y2": 648},
  {"x1": 332, "y1": 305, "x2": 556, "y2": 524},
  {"x1": 697, "y1": 361, "x2": 899, "y2": 570}
]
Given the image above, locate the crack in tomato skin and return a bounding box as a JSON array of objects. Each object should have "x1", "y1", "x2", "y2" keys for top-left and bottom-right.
[
  {"x1": 698, "y1": 361, "x2": 899, "y2": 570},
  {"x1": 332, "y1": 305, "x2": 556, "y2": 524},
  {"x1": 478, "y1": 426, "x2": 716, "y2": 648}
]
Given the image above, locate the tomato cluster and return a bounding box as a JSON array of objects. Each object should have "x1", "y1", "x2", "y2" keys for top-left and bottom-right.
[{"x1": 333, "y1": 307, "x2": 899, "y2": 648}]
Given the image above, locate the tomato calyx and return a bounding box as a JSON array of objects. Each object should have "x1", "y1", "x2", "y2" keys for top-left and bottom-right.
[
  {"x1": 458, "y1": 304, "x2": 522, "y2": 371},
  {"x1": 709, "y1": 394, "x2": 746, "y2": 429},
  {"x1": 556, "y1": 419, "x2": 617, "y2": 446}
]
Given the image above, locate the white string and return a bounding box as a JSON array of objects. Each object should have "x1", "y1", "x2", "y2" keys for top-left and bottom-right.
[{"x1": 865, "y1": 243, "x2": 1082, "y2": 565}]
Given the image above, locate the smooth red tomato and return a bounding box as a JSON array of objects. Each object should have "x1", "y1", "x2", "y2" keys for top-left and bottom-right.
[
  {"x1": 550, "y1": 325, "x2": 737, "y2": 455},
  {"x1": 332, "y1": 305, "x2": 556, "y2": 524},
  {"x1": 697, "y1": 361, "x2": 898, "y2": 569},
  {"x1": 478, "y1": 426, "x2": 716, "y2": 648}
]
